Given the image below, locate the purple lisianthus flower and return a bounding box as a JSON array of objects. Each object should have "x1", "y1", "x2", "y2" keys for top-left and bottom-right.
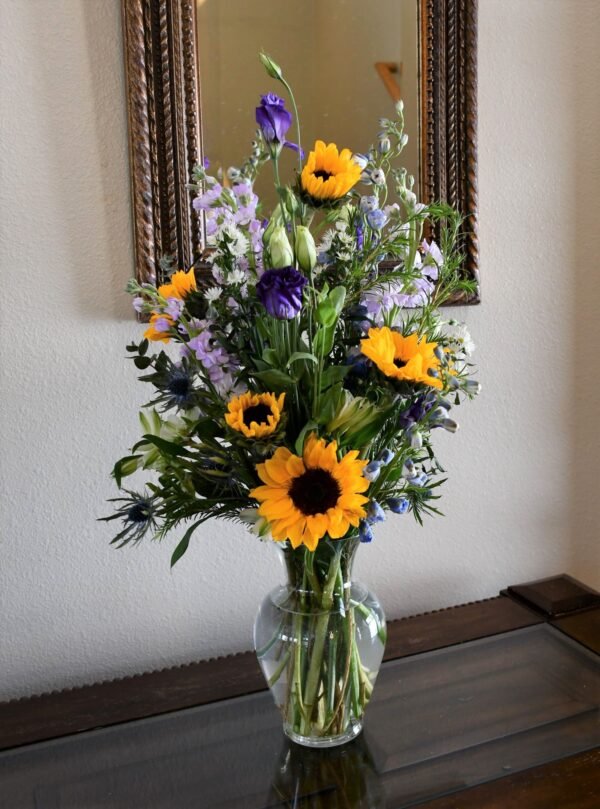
[
  {"x1": 256, "y1": 94, "x2": 302, "y2": 156},
  {"x1": 256, "y1": 93, "x2": 291, "y2": 144},
  {"x1": 256, "y1": 267, "x2": 307, "y2": 319}
]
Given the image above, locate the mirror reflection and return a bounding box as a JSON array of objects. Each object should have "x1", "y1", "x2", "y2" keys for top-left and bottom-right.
[{"x1": 196, "y1": 0, "x2": 419, "y2": 210}]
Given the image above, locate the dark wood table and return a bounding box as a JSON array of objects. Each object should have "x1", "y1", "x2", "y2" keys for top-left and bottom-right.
[{"x1": 1, "y1": 574, "x2": 599, "y2": 808}]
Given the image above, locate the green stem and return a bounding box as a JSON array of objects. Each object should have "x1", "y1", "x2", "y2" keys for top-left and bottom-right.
[
  {"x1": 300, "y1": 547, "x2": 341, "y2": 735},
  {"x1": 268, "y1": 647, "x2": 291, "y2": 687}
]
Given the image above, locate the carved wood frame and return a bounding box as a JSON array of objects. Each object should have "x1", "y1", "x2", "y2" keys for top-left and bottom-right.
[{"x1": 122, "y1": 0, "x2": 479, "y2": 302}]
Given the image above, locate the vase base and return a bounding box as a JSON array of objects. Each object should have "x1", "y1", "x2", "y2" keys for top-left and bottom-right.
[{"x1": 283, "y1": 719, "x2": 363, "y2": 748}]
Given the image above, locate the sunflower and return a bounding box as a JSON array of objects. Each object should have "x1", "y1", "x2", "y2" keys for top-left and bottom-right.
[
  {"x1": 158, "y1": 268, "x2": 197, "y2": 300},
  {"x1": 251, "y1": 434, "x2": 369, "y2": 551},
  {"x1": 225, "y1": 392, "x2": 285, "y2": 439},
  {"x1": 300, "y1": 140, "x2": 362, "y2": 204},
  {"x1": 360, "y1": 327, "x2": 443, "y2": 389},
  {"x1": 144, "y1": 313, "x2": 174, "y2": 343}
]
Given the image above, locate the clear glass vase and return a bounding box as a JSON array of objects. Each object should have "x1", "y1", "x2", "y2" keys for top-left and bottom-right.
[{"x1": 254, "y1": 537, "x2": 386, "y2": 748}]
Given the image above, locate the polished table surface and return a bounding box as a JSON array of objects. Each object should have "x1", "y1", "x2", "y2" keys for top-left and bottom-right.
[{"x1": 1, "y1": 623, "x2": 599, "y2": 809}]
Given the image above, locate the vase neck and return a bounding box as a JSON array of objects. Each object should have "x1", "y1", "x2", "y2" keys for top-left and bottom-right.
[{"x1": 277, "y1": 537, "x2": 359, "y2": 607}]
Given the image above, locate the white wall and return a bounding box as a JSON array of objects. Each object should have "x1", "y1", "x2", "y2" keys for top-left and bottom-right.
[{"x1": 0, "y1": 0, "x2": 598, "y2": 700}]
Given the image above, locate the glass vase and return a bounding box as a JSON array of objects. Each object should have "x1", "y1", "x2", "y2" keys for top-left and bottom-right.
[{"x1": 254, "y1": 537, "x2": 386, "y2": 748}]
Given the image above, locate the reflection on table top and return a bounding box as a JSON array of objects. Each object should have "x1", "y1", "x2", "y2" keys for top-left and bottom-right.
[{"x1": 1, "y1": 624, "x2": 599, "y2": 809}]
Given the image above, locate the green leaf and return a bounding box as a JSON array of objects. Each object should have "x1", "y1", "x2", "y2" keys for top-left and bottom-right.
[
  {"x1": 134, "y1": 356, "x2": 152, "y2": 370},
  {"x1": 112, "y1": 455, "x2": 142, "y2": 487},
  {"x1": 286, "y1": 351, "x2": 318, "y2": 369},
  {"x1": 138, "y1": 339, "x2": 149, "y2": 356},
  {"x1": 194, "y1": 418, "x2": 221, "y2": 440},
  {"x1": 315, "y1": 301, "x2": 337, "y2": 328},
  {"x1": 170, "y1": 522, "x2": 198, "y2": 568},
  {"x1": 294, "y1": 421, "x2": 318, "y2": 455},
  {"x1": 262, "y1": 348, "x2": 279, "y2": 366},
  {"x1": 141, "y1": 434, "x2": 190, "y2": 458},
  {"x1": 254, "y1": 369, "x2": 296, "y2": 391},
  {"x1": 320, "y1": 365, "x2": 349, "y2": 388},
  {"x1": 328, "y1": 286, "x2": 347, "y2": 314},
  {"x1": 314, "y1": 325, "x2": 335, "y2": 356}
]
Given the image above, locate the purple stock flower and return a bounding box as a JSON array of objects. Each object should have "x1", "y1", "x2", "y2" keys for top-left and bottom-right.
[
  {"x1": 256, "y1": 267, "x2": 307, "y2": 319},
  {"x1": 164, "y1": 297, "x2": 184, "y2": 320},
  {"x1": 355, "y1": 223, "x2": 364, "y2": 251}
]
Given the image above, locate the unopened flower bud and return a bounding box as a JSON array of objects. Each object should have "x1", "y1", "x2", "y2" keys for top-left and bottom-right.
[
  {"x1": 378, "y1": 449, "x2": 394, "y2": 466},
  {"x1": 259, "y1": 52, "x2": 283, "y2": 80},
  {"x1": 378, "y1": 136, "x2": 391, "y2": 155},
  {"x1": 440, "y1": 418, "x2": 459, "y2": 433},
  {"x1": 364, "y1": 460, "x2": 382, "y2": 482},
  {"x1": 409, "y1": 429, "x2": 423, "y2": 450},
  {"x1": 367, "y1": 500, "x2": 386, "y2": 524},
  {"x1": 295, "y1": 226, "x2": 317, "y2": 272},
  {"x1": 387, "y1": 496, "x2": 409, "y2": 514},
  {"x1": 434, "y1": 346, "x2": 446, "y2": 364},
  {"x1": 465, "y1": 380, "x2": 482, "y2": 395},
  {"x1": 268, "y1": 225, "x2": 294, "y2": 268},
  {"x1": 359, "y1": 519, "x2": 374, "y2": 543},
  {"x1": 353, "y1": 153, "x2": 369, "y2": 170}
]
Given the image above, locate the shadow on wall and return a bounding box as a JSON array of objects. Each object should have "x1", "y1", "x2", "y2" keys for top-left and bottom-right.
[{"x1": 571, "y1": 5, "x2": 600, "y2": 587}]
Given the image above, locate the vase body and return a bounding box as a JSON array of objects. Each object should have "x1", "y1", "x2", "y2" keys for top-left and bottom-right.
[{"x1": 254, "y1": 537, "x2": 386, "y2": 748}]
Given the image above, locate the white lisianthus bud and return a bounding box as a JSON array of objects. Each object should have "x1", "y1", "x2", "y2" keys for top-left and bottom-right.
[
  {"x1": 269, "y1": 225, "x2": 294, "y2": 268},
  {"x1": 295, "y1": 226, "x2": 317, "y2": 272},
  {"x1": 262, "y1": 205, "x2": 284, "y2": 245}
]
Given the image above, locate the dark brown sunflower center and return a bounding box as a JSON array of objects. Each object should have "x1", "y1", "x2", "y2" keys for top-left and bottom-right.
[
  {"x1": 314, "y1": 169, "x2": 333, "y2": 181},
  {"x1": 289, "y1": 468, "x2": 341, "y2": 515},
  {"x1": 393, "y1": 357, "x2": 408, "y2": 368},
  {"x1": 243, "y1": 403, "x2": 272, "y2": 426}
]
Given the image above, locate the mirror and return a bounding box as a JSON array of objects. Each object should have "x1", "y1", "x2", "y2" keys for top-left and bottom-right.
[
  {"x1": 196, "y1": 0, "x2": 420, "y2": 211},
  {"x1": 122, "y1": 0, "x2": 479, "y2": 302}
]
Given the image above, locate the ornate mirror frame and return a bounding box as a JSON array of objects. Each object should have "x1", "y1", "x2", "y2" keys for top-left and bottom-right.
[{"x1": 122, "y1": 0, "x2": 479, "y2": 303}]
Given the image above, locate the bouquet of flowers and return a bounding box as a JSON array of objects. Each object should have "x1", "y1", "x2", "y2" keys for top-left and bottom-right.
[{"x1": 105, "y1": 53, "x2": 479, "y2": 746}]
